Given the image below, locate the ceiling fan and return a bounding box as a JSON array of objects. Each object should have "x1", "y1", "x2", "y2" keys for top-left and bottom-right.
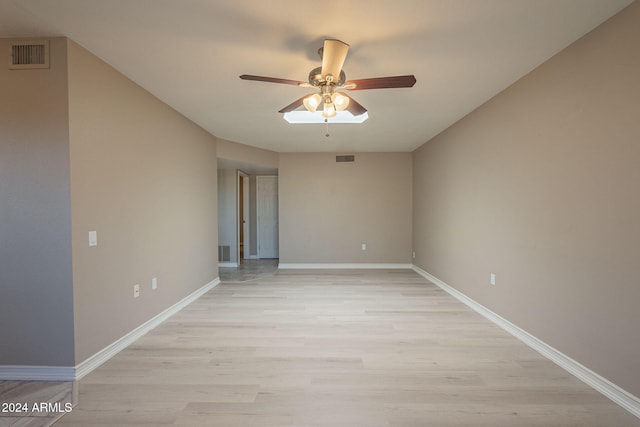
[{"x1": 239, "y1": 39, "x2": 416, "y2": 120}]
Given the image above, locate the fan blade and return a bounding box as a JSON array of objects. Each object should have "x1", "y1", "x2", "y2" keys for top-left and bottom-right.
[
  {"x1": 278, "y1": 95, "x2": 307, "y2": 113},
  {"x1": 344, "y1": 75, "x2": 416, "y2": 90},
  {"x1": 240, "y1": 74, "x2": 306, "y2": 86},
  {"x1": 321, "y1": 39, "x2": 349, "y2": 82},
  {"x1": 345, "y1": 95, "x2": 367, "y2": 116}
]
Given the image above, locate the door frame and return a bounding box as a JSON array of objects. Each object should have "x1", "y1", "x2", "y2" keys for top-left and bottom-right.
[{"x1": 237, "y1": 170, "x2": 250, "y2": 263}]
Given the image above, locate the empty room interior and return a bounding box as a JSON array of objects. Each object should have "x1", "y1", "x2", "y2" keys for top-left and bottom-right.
[{"x1": 1, "y1": 1, "x2": 639, "y2": 425}]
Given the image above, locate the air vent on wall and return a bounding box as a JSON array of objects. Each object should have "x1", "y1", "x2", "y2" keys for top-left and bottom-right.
[
  {"x1": 9, "y1": 40, "x2": 50, "y2": 69},
  {"x1": 336, "y1": 155, "x2": 355, "y2": 163}
]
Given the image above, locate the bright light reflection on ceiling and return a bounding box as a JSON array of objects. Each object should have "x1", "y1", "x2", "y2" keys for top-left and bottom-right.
[{"x1": 283, "y1": 110, "x2": 368, "y2": 124}]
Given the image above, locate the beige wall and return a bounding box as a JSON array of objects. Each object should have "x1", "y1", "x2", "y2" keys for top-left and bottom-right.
[
  {"x1": 217, "y1": 138, "x2": 278, "y2": 168},
  {"x1": 1, "y1": 37, "x2": 218, "y2": 370},
  {"x1": 280, "y1": 152, "x2": 412, "y2": 264},
  {"x1": 0, "y1": 38, "x2": 75, "y2": 366},
  {"x1": 67, "y1": 40, "x2": 219, "y2": 363},
  {"x1": 412, "y1": 2, "x2": 640, "y2": 397}
]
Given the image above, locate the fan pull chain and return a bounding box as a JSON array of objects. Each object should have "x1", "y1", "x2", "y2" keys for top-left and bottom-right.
[{"x1": 325, "y1": 119, "x2": 330, "y2": 137}]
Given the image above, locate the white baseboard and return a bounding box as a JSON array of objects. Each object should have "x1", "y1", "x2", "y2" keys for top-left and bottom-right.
[
  {"x1": 0, "y1": 365, "x2": 76, "y2": 381},
  {"x1": 412, "y1": 265, "x2": 640, "y2": 419},
  {"x1": 219, "y1": 262, "x2": 238, "y2": 267},
  {"x1": 75, "y1": 277, "x2": 220, "y2": 380},
  {"x1": 278, "y1": 263, "x2": 413, "y2": 270},
  {"x1": 0, "y1": 277, "x2": 220, "y2": 382}
]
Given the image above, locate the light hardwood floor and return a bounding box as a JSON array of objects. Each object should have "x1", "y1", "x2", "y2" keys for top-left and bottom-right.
[
  {"x1": 0, "y1": 381, "x2": 75, "y2": 427},
  {"x1": 54, "y1": 269, "x2": 638, "y2": 426},
  {"x1": 219, "y1": 259, "x2": 279, "y2": 283}
]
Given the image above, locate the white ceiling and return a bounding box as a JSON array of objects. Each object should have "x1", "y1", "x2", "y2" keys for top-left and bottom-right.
[{"x1": 0, "y1": 0, "x2": 634, "y2": 153}]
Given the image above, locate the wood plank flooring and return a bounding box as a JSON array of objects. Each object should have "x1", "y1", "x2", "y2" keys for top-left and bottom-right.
[
  {"x1": 219, "y1": 259, "x2": 279, "y2": 283},
  {"x1": 53, "y1": 269, "x2": 638, "y2": 426},
  {"x1": 0, "y1": 381, "x2": 75, "y2": 427}
]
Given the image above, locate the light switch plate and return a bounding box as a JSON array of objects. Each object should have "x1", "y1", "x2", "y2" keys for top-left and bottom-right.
[{"x1": 88, "y1": 230, "x2": 97, "y2": 247}]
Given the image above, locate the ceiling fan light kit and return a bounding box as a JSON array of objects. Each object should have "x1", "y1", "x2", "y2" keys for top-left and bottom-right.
[
  {"x1": 302, "y1": 93, "x2": 322, "y2": 112},
  {"x1": 304, "y1": 84, "x2": 350, "y2": 118},
  {"x1": 240, "y1": 39, "x2": 416, "y2": 123}
]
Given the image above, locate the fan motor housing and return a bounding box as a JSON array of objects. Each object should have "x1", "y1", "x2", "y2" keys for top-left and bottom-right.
[{"x1": 308, "y1": 67, "x2": 346, "y2": 87}]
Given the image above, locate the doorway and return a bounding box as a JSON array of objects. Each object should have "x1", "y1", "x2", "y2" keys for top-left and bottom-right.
[{"x1": 237, "y1": 170, "x2": 249, "y2": 264}]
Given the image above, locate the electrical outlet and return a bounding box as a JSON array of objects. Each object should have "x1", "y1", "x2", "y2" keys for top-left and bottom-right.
[
  {"x1": 490, "y1": 273, "x2": 496, "y2": 286},
  {"x1": 413, "y1": 251, "x2": 416, "y2": 259},
  {"x1": 133, "y1": 284, "x2": 140, "y2": 298},
  {"x1": 151, "y1": 277, "x2": 157, "y2": 290},
  {"x1": 361, "y1": 243, "x2": 367, "y2": 251}
]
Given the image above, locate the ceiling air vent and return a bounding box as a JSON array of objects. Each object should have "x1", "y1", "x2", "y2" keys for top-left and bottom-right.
[
  {"x1": 9, "y1": 40, "x2": 50, "y2": 69},
  {"x1": 336, "y1": 155, "x2": 355, "y2": 163}
]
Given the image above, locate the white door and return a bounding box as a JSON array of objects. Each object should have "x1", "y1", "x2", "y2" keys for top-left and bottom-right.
[{"x1": 257, "y1": 176, "x2": 278, "y2": 258}]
